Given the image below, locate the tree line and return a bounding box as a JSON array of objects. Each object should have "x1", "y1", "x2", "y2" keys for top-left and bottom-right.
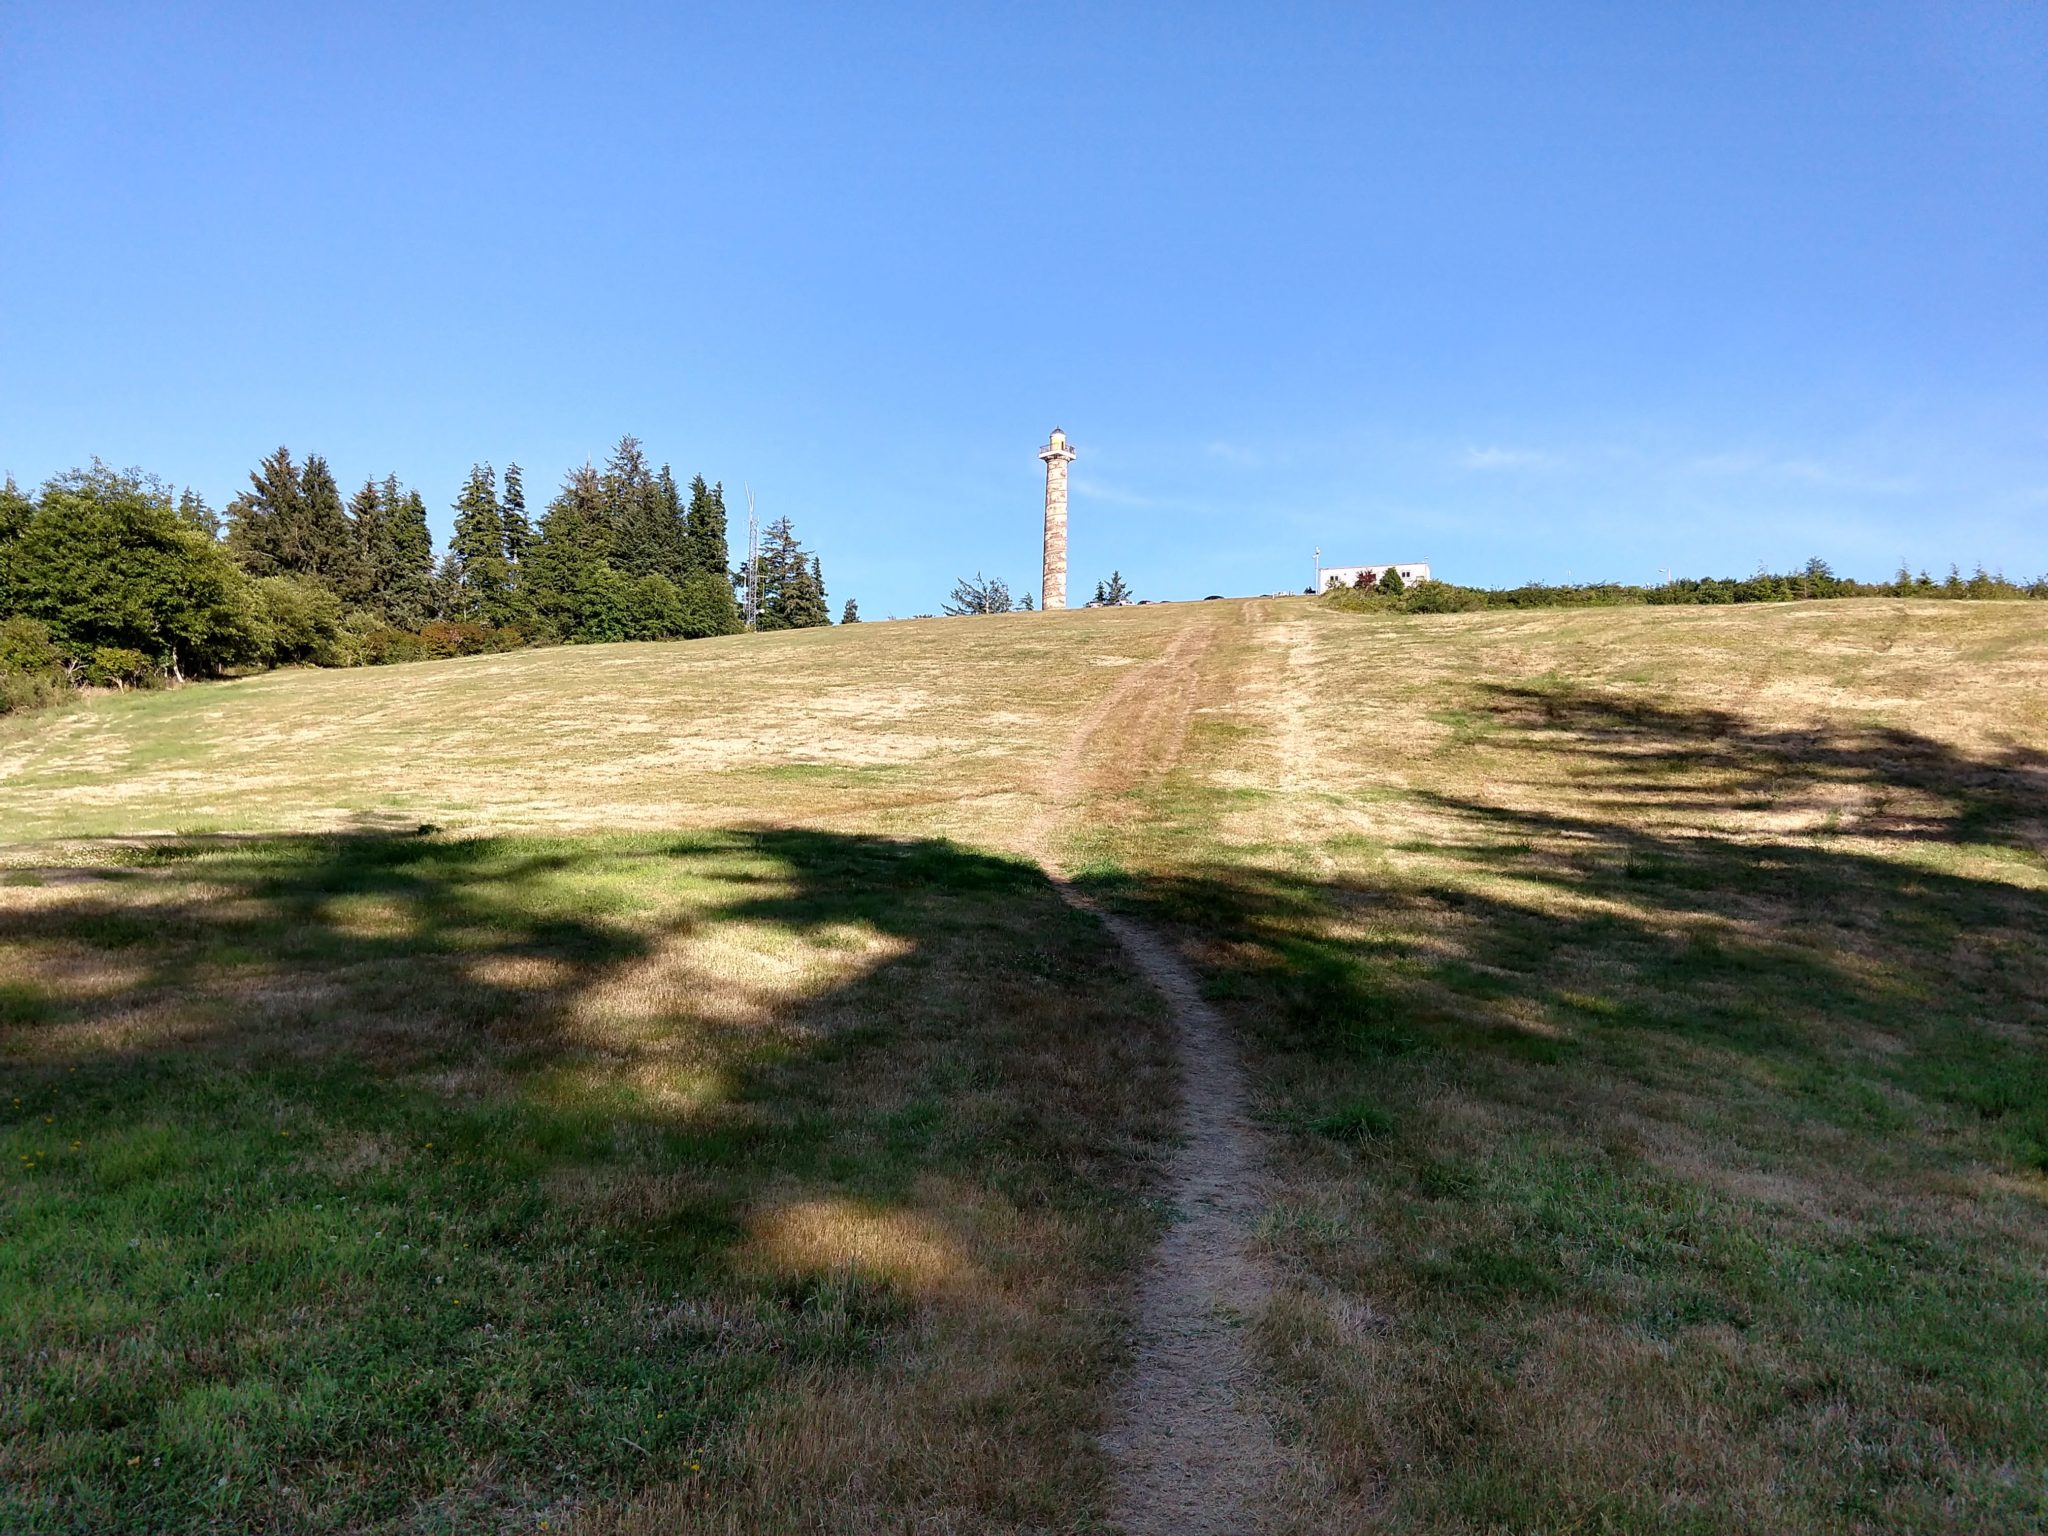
[
  {"x1": 940, "y1": 570, "x2": 1134, "y2": 614},
  {"x1": 1323, "y1": 558, "x2": 2048, "y2": 614},
  {"x1": 0, "y1": 438, "x2": 836, "y2": 713}
]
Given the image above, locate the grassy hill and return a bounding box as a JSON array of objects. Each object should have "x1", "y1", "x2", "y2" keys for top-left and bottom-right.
[{"x1": 4, "y1": 597, "x2": 2046, "y2": 1533}]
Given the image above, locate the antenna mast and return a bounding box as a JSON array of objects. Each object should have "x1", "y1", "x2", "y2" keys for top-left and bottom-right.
[{"x1": 744, "y1": 486, "x2": 761, "y2": 631}]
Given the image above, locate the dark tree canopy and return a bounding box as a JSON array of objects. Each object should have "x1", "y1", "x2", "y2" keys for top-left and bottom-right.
[
  {"x1": 448, "y1": 463, "x2": 524, "y2": 627},
  {"x1": 2, "y1": 462, "x2": 256, "y2": 677},
  {"x1": 500, "y1": 463, "x2": 531, "y2": 565},
  {"x1": 686, "y1": 476, "x2": 731, "y2": 578},
  {"x1": 1, "y1": 435, "x2": 834, "y2": 704}
]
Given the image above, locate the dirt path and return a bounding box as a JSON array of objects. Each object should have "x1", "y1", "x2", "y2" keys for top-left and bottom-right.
[{"x1": 1022, "y1": 605, "x2": 1285, "y2": 1534}]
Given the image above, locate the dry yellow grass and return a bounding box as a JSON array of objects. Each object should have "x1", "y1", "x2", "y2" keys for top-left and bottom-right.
[{"x1": 5, "y1": 595, "x2": 2046, "y2": 1533}]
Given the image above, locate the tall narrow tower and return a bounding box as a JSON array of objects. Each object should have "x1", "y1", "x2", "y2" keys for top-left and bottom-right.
[{"x1": 1038, "y1": 426, "x2": 1076, "y2": 611}]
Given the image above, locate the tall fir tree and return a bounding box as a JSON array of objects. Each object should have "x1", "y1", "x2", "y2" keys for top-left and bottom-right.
[
  {"x1": 382, "y1": 479, "x2": 437, "y2": 629},
  {"x1": 175, "y1": 489, "x2": 219, "y2": 537},
  {"x1": 345, "y1": 475, "x2": 437, "y2": 629},
  {"x1": 656, "y1": 466, "x2": 688, "y2": 573},
  {"x1": 500, "y1": 462, "x2": 531, "y2": 564},
  {"x1": 449, "y1": 463, "x2": 518, "y2": 624},
  {"x1": 805, "y1": 555, "x2": 829, "y2": 625},
  {"x1": 224, "y1": 447, "x2": 354, "y2": 590},
  {"x1": 345, "y1": 479, "x2": 389, "y2": 609},
  {"x1": 224, "y1": 447, "x2": 306, "y2": 578},
  {"x1": 685, "y1": 476, "x2": 731, "y2": 579},
  {"x1": 297, "y1": 454, "x2": 357, "y2": 591},
  {"x1": 523, "y1": 464, "x2": 625, "y2": 641},
  {"x1": 754, "y1": 517, "x2": 831, "y2": 630},
  {"x1": 606, "y1": 438, "x2": 688, "y2": 581}
]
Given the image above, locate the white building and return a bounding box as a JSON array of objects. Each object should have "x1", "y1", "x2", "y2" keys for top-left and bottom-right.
[{"x1": 1320, "y1": 560, "x2": 1431, "y2": 592}]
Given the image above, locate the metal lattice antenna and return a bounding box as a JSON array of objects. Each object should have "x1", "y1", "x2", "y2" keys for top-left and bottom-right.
[{"x1": 744, "y1": 486, "x2": 761, "y2": 631}]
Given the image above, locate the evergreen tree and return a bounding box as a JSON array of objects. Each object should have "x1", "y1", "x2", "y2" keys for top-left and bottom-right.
[
  {"x1": 224, "y1": 447, "x2": 353, "y2": 590},
  {"x1": 225, "y1": 447, "x2": 306, "y2": 578},
  {"x1": 500, "y1": 463, "x2": 531, "y2": 564},
  {"x1": 685, "y1": 476, "x2": 731, "y2": 578},
  {"x1": 754, "y1": 517, "x2": 830, "y2": 630},
  {"x1": 841, "y1": 597, "x2": 860, "y2": 624},
  {"x1": 345, "y1": 479, "x2": 389, "y2": 609},
  {"x1": 175, "y1": 489, "x2": 219, "y2": 536},
  {"x1": 1378, "y1": 565, "x2": 1406, "y2": 595},
  {"x1": 806, "y1": 555, "x2": 829, "y2": 623},
  {"x1": 298, "y1": 454, "x2": 357, "y2": 590},
  {"x1": 382, "y1": 479, "x2": 437, "y2": 629},
  {"x1": 1092, "y1": 572, "x2": 1134, "y2": 606},
  {"x1": 0, "y1": 476, "x2": 31, "y2": 544},
  {"x1": 944, "y1": 572, "x2": 1013, "y2": 616},
  {"x1": 524, "y1": 464, "x2": 626, "y2": 641},
  {"x1": 1018, "y1": 592, "x2": 1034, "y2": 611},
  {"x1": 450, "y1": 463, "x2": 519, "y2": 624},
  {"x1": 605, "y1": 437, "x2": 688, "y2": 582}
]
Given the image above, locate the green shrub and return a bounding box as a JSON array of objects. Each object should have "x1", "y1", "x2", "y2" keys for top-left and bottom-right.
[
  {"x1": 0, "y1": 615, "x2": 61, "y2": 676},
  {"x1": 1401, "y1": 580, "x2": 1487, "y2": 614},
  {"x1": 83, "y1": 646, "x2": 154, "y2": 689},
  {"x1": 252, "y1": 575, "x2": 343, "y2": 666},
  {"x1": 624, "y1": 573, "x2": 687, "y2": 641},
  {"x1": 0, "y1": 669, "x2": 70, "y2": 716},
  {"x1": 679, "y1": 569, "x2": 743, "y2": 638}
]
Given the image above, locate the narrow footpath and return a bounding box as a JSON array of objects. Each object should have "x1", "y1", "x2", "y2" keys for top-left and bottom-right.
[{"x1": 1021, "y1": 606, "x2": 1285, "y2": 1535}]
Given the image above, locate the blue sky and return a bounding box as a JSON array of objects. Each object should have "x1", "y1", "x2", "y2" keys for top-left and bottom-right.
[{"x1": 3, "y1": 2, "x2": 2044, "y2": 615}]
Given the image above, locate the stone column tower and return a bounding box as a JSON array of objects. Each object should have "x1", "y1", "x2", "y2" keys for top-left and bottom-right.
[{"x1": 1038, "y1": 427, "x2": 1076, "y2": 611}]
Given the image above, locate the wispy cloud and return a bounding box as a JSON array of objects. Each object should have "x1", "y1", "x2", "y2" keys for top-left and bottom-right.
[
  {"x1": 1203, "y1": 440, "x2": 1264, "y2": 467},
  {"x1": 1463, "y1": 445, "x2": 1561, "y2": 471},
  {"x1": 1681, "y1": 452, "x2": 1918, "y2": 496},
  {"x1": 1070, "y1": 477, "x2": 1155, "y2": 508}
]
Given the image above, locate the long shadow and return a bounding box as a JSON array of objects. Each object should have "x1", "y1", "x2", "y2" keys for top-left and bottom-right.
[
  {"x1": 1071, "y1": 682, "x2": 2048, "y2": 1529},
  {"x1": 1078, "y1": 683, "x2": 2048, "y2": 1154},
  {"x1": 0, "y1": 827, "x2": 1173, "y2": 1534},
  {"x1": 6, "y1": 684, "x2": 2046, "y2": 1530},
  {"x1": 1474, "y1": 681, "x2": 2048, "y2": 849}
]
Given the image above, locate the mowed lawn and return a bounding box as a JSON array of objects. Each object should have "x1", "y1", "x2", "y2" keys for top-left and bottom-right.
[
  {"x1": 1067, "y1": 598, "x2": 2048, "y2": 1533},
  {"x1": 4, "y1": 596, "x2": 2048, "y2": 1533},
  {"x1": 0, "y1": 830, "x2": 1175, "y2": 1532}
]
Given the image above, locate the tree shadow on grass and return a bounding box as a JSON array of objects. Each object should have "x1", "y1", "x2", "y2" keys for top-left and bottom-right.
[
  {"x1": 1075, "y1": 683, "x2": 2048, "y2": 1533},
  {"x1": 0, "y1": 828, "x2": 1175, "y2": 1535},
  {"x1": 1474, "y1": 681, "x2": 2048, "y2": 850},
  {"x1": 5, "y1": 686, "x2": 2045, "y2": 1532}
]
